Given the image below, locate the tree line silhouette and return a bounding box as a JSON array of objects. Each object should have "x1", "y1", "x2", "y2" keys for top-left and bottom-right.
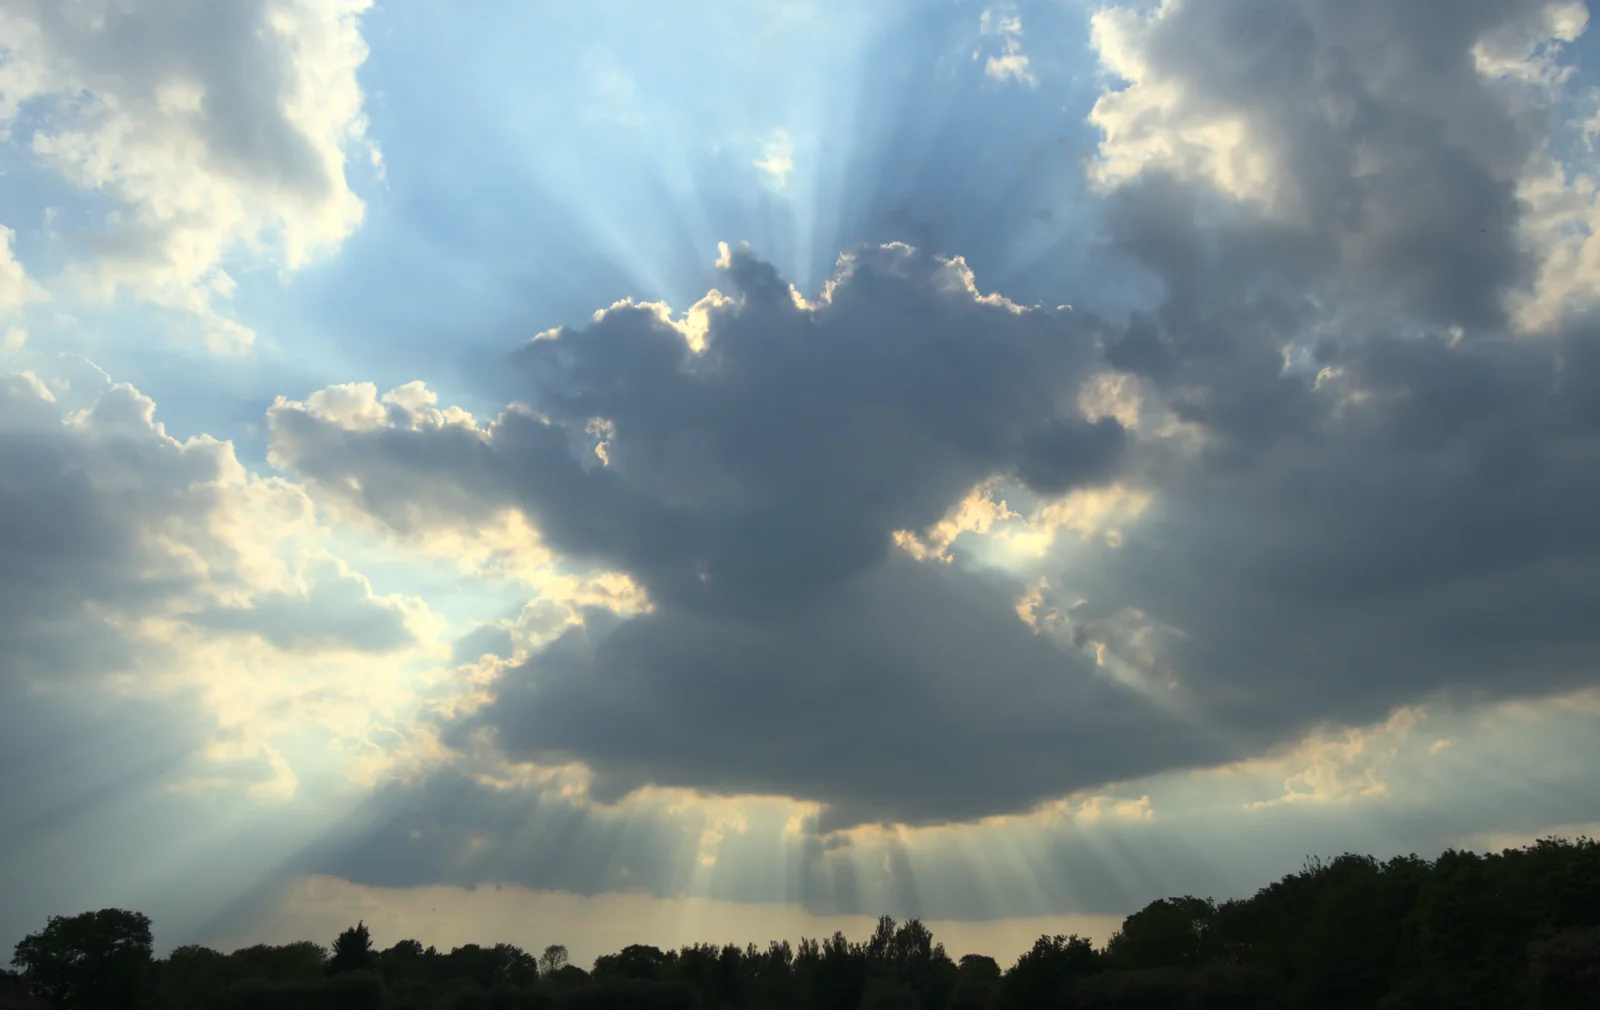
[{"x1": 8, "y1": 837, "x2": 1599, "y2": 1009}]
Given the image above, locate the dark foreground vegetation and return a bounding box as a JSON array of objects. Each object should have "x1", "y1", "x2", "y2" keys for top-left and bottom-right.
[{"x1": 8, "y1": 837, "x2": 1599, "y2": 1010}]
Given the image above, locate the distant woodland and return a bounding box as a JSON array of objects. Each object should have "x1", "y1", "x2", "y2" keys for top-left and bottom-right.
[{"x1": 8, "y1": 836, "x2": 1599, "y2": 1010}]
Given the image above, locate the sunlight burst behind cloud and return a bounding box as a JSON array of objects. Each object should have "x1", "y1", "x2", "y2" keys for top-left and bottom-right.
[{"x1": 5, "y1": 0, "x2": 1600, "y2": 963}]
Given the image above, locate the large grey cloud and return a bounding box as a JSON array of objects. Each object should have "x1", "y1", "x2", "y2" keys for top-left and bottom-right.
[
  {"x1": 1087, "y1": 0, "x2": 1572, "y2": 332},
  {"x1": 272, "y1": 244, "x2": 1121, "y2": 618},
  {"x1": 479, "y1": 560, "x2": 1230, "y2": 830},
  {"x1": 268, "y1": 245, "x2": 1168, "y2": 828},
  {"x1": 1071, "y1": 0, "x2": 1600, "y2": 734},
  {"x1": 265, "y1": 0, "x2": 1600, "y2": 835}
]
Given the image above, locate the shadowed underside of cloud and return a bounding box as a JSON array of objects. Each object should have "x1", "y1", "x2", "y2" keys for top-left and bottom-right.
[{"x1": 309, "y1": 692, "x2": 1600, "y2": 919}]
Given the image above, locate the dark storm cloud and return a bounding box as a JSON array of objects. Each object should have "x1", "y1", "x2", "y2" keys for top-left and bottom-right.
[
  {"x1": 513, "y1": 246, "x2": 1125, "y2": 616},
  {"x1": 1080, "y1": 319, "x2": 1600, "y2": 740},
  {"x1": 268, "y1": 245, "x2": 1183, "y2": 828},
  {"x1": 1068, "y1": 0, "x2": 1600, "y2": 735},
  {"x1": 267, "y1": 0, "x2": 1600, "y2": 838},
  {"x1": 1091, "y1": 0, "x2": 1559, "y2": 332},
  {"x1": 271, "y1": 242, "x2": 1122, "y2": 621}
]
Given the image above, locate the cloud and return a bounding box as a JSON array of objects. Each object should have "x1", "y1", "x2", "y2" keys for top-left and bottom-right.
[
  {"x1": 0, "y1": 369, "x2": 290, "y2": 687},
  {"x1": 1235, "y1": 707, "x2": 1428, "y2": 809},
  {"x1": 0, "y1": 363, "x2": 452, "y2": 800},
  {"x1": 0, "y1": 0, "x2": 376, "y2": 348},
  {"x1": 187, "y1": 551, "x2": 435, "y2": 655},
  {"x1": 242, "y1": 0, "x2": 1600, "y2": 847},
  {"x1": 265, "y1": 243, "x2": 1198, "y2": 829},
  {"x1": 12, "y1": 0, "x2": 1600, "y2": 961},
  {"x1": 0, "y1": 225, "x2": 44, "y2": 311},
  {"x1": 307, "y1": 687, "x2": 1600, "y2": 925},
  {"x1": 979, "y1": 7, "x2": 1038, "y2": 87},
  {"x1": 1069, "y1": 0, "x2": 1600, "y2": 744},
  {"x1": 754, "y1": 128, "x2": 796, "y2": 189},
  {"x1": 269, "y1": 244, "x2": 1122, "y2": 620},
  {"x1": 1086, "y1": 0, "x2": 1582, "y2": 332},
  {"x1": 267, "y1": 152, "x2": 1600, "y2": 835}
]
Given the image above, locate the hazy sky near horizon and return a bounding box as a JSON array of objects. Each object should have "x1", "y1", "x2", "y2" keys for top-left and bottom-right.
[{"x1": 5, "y1": 0, "x2": 1600, "y2": 970}]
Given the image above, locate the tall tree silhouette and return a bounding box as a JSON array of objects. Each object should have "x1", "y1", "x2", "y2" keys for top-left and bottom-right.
[{"x1": 329, "y1": 921, "x2": 374, "y2": 975}]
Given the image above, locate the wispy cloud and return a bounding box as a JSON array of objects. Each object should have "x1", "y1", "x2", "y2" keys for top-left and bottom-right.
[
  {"x1": 754, "y1": 128, "x2": 796, "y2": 188},
  {"x1": 980, "y1": 6, "x2": 1038, "y2": 87}
]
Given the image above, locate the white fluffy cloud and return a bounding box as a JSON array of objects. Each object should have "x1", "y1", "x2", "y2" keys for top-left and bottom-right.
[
  {"x1": 979, "y1": 7, "x2": 1037, "y2": 87},
  {"x1": 0, "y1": 0, "x2": 376, "y2": 348},
  {"x1": 0, "y1": 225, "x2": 43, "y2": 312}
]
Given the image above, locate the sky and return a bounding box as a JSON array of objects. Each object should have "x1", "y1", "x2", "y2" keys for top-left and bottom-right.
[{"x1": 4, "y1": 0, "x2": 1600, "y2": 972}]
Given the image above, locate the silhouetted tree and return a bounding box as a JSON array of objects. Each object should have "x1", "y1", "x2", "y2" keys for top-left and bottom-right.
[
  {"x1": 593, "y1": 943, "x2": 668, "y2": 982},
  {"x1": 376, "y1": 939, "x2": 431, "y2": 983},
  {"x1": 1000, "y1": 934, "x2": 1100, "y2": 1009},
  {"x1": 16, "y1": 835, "x2": 1600, "y2": 1010},
  {"x1": 947, "y1": 954, "x2": 1001, "y2": 1010},
  {"x1": 1528, "y1": 926, "x2": 1600, "y2": 1010},
  {"x1": 221, "y1": 941, "x2": 327, "y2": 983},
  {"x1": 956, "y1": 955, "x2": 1000, "y2": 985},
  {"x1": 859, "y1": 978, "x2": 920, "y2": 1010},
  {"x1": 443, "y1": 943, "x2": 536, "y2": 990},
  {"x1": 538, "y1": 944, "x2": 569, "y2": 979},
  {"x1": 212, "y1": 970, "x2": 384, "y2": 1010},
  {"x1": 11, "y1": 908, "x2": 154, "y2": 1010},
  {"x1": 330, "y1": 922, "x2": 375, "y2": 975},
  {"x1": 563, "y1": 977, "x2": 702, "y2": 1010},
  {"x1": 154, "y1": 944, "x2": 225, "y2": 1010},
  {"x1": 546, "y1": 964, "x2": 591, "y2": 989},
  {"x1": 1103, "y1": 896, "x2": 1213, "y2": 971},
  {"x1": 810, "y1": 930, "x2": 868, "y2": 1010}
]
